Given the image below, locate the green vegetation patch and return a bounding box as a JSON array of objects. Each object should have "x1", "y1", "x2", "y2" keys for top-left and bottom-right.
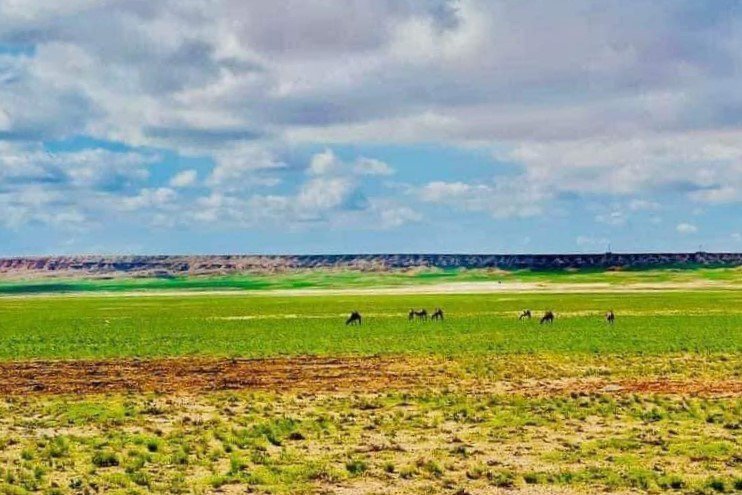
[
  {"x1": 0, "y1": 265, "x2": 740, "y2": 294},
  {"x1": 0, "y1": 290, "x2": 739, "y2": 360}
]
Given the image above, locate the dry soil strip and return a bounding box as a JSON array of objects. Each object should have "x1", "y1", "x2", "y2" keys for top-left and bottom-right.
[{"x1": 0, "y1": 356, "x2": 739, "y2": 398}]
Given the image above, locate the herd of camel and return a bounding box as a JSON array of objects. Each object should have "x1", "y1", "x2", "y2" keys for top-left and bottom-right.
[{"x1": 346, "y1": 309, "x2": 616, "y2": 325}]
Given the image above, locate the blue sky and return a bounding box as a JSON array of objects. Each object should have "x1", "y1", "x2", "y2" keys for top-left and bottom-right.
[{"x1": 0, "y1": 1, "x2": 740, "y2": 255}]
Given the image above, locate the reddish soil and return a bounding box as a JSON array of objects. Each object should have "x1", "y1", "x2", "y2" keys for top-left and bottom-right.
[
  {"x1": 0, "y1": 356, "x2": 447, "y2": 396},
  {"x1": 0, "y1": 356, "x2": 738, "y2": 397}
]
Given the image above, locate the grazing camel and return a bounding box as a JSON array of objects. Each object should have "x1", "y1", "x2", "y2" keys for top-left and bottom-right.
[
  {"x1": 431, "y1": 308, "x2": 444, "y2": 321},
  {"x1": 408, "y1": 309, "x2": 428, "y2": 321},
  {"x1": 346, "y1": 311, "x2": 362, "y2": 326},
  {"x1": 519, "y1": 309, "x2": 532, "y2": 320},
  {"x1": 540, "y1": 311, "x2": 555, "y2": 324},
  {"x1": 605, "y1": 310, "x2": 615, "y2": 324}
]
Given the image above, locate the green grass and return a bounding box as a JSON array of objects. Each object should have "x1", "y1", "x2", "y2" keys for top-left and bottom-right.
[
  {"x1": 0, "y1": 278, "x2": 739, "y2": 494},
  {"x1": 0, "y1": 266, "x2": 740, "y2": 294},
  {"x1": 0, "y1": 290, "x2": 739, "y2": 360}
]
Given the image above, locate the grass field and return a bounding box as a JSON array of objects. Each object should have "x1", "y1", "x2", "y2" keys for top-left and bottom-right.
[
  {"x1": 0, "y1": 275, "x2": 739, "y2": 494},
  {"x1": 0, "y1": 291, "x2": 739, "y2": 359},
  {"x1": 1, "y1": 266, "x2": 740, "y2": 294}
]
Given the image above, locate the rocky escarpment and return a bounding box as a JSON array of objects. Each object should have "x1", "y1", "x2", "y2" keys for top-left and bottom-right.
[{"x1": 0, "y1": 252, "x2": 740, "y2": 279}]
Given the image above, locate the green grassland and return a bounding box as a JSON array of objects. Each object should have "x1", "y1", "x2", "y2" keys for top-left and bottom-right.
[
  {"x1": 0, "y1": 291, "x2": 739, "y2": 360},
  {"x1": 0, "y1": 277, "x2": 740, "y2": 494},
  {"x1": 0, "y1": 266, "x2": 740, "y2": 294}
]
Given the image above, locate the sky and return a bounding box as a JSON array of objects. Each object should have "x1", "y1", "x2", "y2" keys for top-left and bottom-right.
[{"x1": 0, "y1": 0, "x2": 740, "y2": 255}]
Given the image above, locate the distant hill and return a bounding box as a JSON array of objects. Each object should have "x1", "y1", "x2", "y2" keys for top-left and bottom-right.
[{"x1": 0, "y1": 253, "x2": 740, "y2": 279}]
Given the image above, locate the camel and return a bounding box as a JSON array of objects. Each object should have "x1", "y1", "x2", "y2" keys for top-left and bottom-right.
[
  {"x1": 346, "y1": 311, "x2": 362, "y2": 326},
  {"x1": 606, "y1": 310, "x2": 615, "y2": 324},
  {"x1": 431, "y1": 308, "x2": 444, "y2": 321},
  {"x1": 519, "y1": 309, "x2": 532, "y2": 320},
  {"x1": 540, "y1": 311, "x2": 555, "y2": 324},
  {"x1": 408, "y1": 309, "x2": 428, "y2": 321}
]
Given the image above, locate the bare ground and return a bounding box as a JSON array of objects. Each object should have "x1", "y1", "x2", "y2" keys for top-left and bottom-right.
[{"x1": 1, "y1": 356, "x2": 739, "y2": 397}]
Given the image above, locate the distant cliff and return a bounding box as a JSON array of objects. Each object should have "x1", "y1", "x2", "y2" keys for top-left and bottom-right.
[{"x1": 0, "y1": 252, "x2": 740, "y2": 279}]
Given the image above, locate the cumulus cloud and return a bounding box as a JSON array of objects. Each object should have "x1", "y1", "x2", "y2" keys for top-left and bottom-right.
[
  {"x1": 0, "y1": 185, "x2": 86, "y2": 229},
  {"x1": 354, "y1": 157, "x2": 395, "y2": 176},
  {"x1": 498, "y1": 132, "x2": 742, "y2": 203},
  {"x1": 207, "y1": 145, "x2": 286, "y2": 191},
  {"x1": 3, "y1": 1, "x2": 741, "y2": 149},
  {"x1": 308, "y1": 149, "x2": 394, "y2": 177},
  {"x1": 418, "y1": 180, "x2": 549, "y2": 218},
  {"x1": 186, "y1": 148, "x2": 412, "y2": 229},
  {"x1": 1, "y1": 0, "x2": 741, "y2": 242},
  {"x1": 0, "y1": 143, "x2": 161, "y2": 229},
  {"x1": 375, "y1": 204, "x2": 422, "y2": 228},
  {"x1": 118, "y1": 187, "x2": 177, "y2": 212},
  {"x1": 169, "y1": 169, "x2": 198, "y2": 188},
  {"x1": 676, "y1": 222, "x2": 698, "y2": 234},
  {"x1": 0, "y1": 144, "x2": 155, "y2": 189}
]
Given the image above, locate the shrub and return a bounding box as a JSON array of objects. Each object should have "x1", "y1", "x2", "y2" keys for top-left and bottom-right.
[{"x1": 92, "y1": 451, "x2": 119, "y2": 468}]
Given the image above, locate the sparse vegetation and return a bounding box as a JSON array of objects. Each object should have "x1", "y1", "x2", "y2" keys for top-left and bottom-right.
[
  {"x1": 0, "y1": 273, "x2": 738, "y2": 493},
  {"x1": 0, "y1": 391, "x2": 738, "y2": 494}
]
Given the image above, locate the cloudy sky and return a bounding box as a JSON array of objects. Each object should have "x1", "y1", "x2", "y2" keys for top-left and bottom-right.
[{"x1": 1, "y1": 0, "x2": 740, "y2": 254}]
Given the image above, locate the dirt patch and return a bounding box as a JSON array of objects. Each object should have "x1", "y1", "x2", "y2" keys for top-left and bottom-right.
[
  {"x1": 520, "y1": 377, "x2": 742, "y2": 397},
  {"x1": 0, "y1": 356, "x2": 450, "y2": 396},
  {"x1": 0, "y1": 356, "x2": 739, "y2": 398}
]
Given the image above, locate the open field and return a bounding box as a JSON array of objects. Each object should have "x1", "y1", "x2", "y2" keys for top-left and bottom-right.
[
  {"x1": 0, "y1": 291, "x2": 740, "y2": 360},
  {"x1": 0, "y1": 280, "x2": 739, "y2": 494},
  {"x1": 1, "y1": 266, "x2": 741, "y2": 295}
]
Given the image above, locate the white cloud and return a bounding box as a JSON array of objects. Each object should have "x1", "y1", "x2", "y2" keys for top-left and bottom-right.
[
  {"x1": 1, "y1": 0, "x2": 741, "y2": 241},
  {"x1": 0, "y1": 143, "x2": 162, "y2": 229},
  {"x1": 0, "y1": 185, "x2": 88, "y2": 229},
  {"x1": 375, "y1": 204, "x2": 422, "y2": 228},
  {"x1": 498, "y1": 132, "x2": 742, "y2": 203},
  {"x1": 307, "y1": 149, "x2": 342, "y2": 176},
  {"x1": 169, "y1": 169, "x2": 197, "y2": 188},
  {"x1": 595, "y1": 211, "x2": 627, "y2": 227},
  {"x1": 3, "y1": 0, "x2": 740, "y2": 152},
  {"x1": 688, "y1": 186, "x2": 739, "y2": 204},
  {"x1": 118, "y1": 187, "x2": 177, "y2": 211},
  {"x1": 183, "y1": 149, "x2": 412, "y2": 230},
  {"x1": 676, "y1": 222, "x2": 698, "y2": 234},
  {"x1": 207, "y1": 146, "x2": 285, "y2": 191},
  {"x1": 308, "y1": 149, "x2": 394, "y2": 178},
  {"x1": 297, "y1": 177, "x2": 355, "y2": 212},
  {"x1": 418, "y1": 180, "x2": 549, "y2": 218},
  {"x1": 0, "y1": 145, "x2": 155, "y2": 188},
  {"x1": 354, "y1": 157, "x2": 394, "y2": 176}
]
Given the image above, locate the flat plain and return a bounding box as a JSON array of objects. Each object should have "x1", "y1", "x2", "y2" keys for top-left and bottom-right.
[{"x1": 0, "y1": 269, "x2": 739, "y2": 494}]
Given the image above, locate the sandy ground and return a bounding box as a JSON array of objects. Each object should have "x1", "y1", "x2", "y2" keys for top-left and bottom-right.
[
  {"x1": 2, "y1": 279, "x2": 740, "y2": 299},
  {"x1": 1, "y1": 356, "x2": 739, "y2": 397}
]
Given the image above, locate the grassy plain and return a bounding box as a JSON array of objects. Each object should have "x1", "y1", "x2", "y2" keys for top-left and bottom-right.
[
  {"x1": 0, "y1": 291, "x2": 739, "y2": 359},
  {"x1": 0, "y1": 266, "x2": 740, "y2": 295},
  {"x1": 0, "y1": 269, "x2": 739, "y2": 494}
]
